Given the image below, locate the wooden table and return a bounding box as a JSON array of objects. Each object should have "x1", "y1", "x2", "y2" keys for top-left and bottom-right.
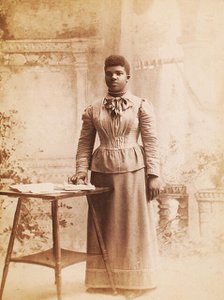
[{"x1": 0, "y1": 188, "x2": 116, "y2": 300}]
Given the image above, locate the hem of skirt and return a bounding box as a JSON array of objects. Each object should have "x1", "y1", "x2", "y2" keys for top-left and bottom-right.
[
  {"x1": 85, "y1": 268, "x2": 157, "y2": 290},
  {"x1": 85, "y1": 283, "x2": 157, "y2": 290}
]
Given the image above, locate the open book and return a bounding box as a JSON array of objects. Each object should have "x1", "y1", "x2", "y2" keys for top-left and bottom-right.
[{"x1": 10, "y1": 182, "x2": 95, "y2": 194}]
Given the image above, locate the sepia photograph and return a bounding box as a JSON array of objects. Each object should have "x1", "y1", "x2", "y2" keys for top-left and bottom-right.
[{"x1": 0, "y1": 1, "x2": 224, "y2": 299}]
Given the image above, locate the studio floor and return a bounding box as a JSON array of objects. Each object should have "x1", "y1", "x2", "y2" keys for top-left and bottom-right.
[{"x1": 0, "y1": 253, "x2": 224, "y2": 300}]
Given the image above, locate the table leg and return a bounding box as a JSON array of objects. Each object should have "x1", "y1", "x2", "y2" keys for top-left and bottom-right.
[
  {"x1": 87, "y1": 199, "x2": 117, "y2": 294},
  {"x1": 0, "y1": 197, "x2": 23, "y2": 300},
  {"x1": 51, "y1": 200, "x2": 62, "y2": 300}
]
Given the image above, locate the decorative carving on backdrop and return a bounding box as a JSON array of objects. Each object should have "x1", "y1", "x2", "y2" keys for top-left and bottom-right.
[
  {"x1": 196, "y1": 189, "x2": 224, "y2": 201},
  {"x1": 134, "y1": 57, "x2": 183, "y2": 70},
  {"x1": 1, "y1": 52, "x2": 75, "y2": 66},
  {"x1": 0, "y1": 38, "x2": 103, "y2": 66}
]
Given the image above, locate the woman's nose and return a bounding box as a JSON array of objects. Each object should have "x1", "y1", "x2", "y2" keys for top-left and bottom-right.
[{"x1": 111, "y1": 73, "x2": 117, "y2": 80}]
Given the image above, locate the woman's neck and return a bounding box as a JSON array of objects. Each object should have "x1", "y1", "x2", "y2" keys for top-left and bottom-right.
[{"x1": 108, "y1": 90, "x2": 127, "y2": 97}]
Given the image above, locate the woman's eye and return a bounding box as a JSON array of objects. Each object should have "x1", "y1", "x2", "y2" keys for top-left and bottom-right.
[{"x1": 105, "y1": 71, "x2": 124, "y2": 77}]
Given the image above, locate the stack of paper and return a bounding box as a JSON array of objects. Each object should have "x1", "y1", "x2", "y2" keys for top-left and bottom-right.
[
  {"x1": 63, "y1": 183, "x2": 96, "y2": 191},
  {"x1": 10, "y1": 183, "x2": 55, "y2": 194},
  {"x1": 9, "y1": 182, "x2": 96, "y2": 194}
]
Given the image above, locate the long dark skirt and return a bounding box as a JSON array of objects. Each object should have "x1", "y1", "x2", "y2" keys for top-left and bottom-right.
[{"x1": 86, "y1": 168, "x2": 158, "y2": 290}]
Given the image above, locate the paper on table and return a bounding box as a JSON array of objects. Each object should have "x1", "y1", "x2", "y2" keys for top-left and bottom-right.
[
  {"x1": 63, "y1": 183, "x2": 96, "y2": 191},
  {"x1": 9, "y1": 182, "x2": 96, "y2": 194},
  {"x1": 10, "y1": 183, "x2": 55, "y2": 194}
]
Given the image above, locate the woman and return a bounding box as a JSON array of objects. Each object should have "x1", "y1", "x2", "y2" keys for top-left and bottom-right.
[{"x1": 70, "y1": 55, "x2": 160, "y2": 298}]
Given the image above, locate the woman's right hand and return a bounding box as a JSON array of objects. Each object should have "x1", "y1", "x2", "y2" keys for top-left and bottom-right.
[{"x1": 68, "y1": 172, "x2": 88, "y2": 185}]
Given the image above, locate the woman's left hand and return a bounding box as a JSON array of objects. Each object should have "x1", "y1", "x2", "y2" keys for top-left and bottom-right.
[{"x1": 147, "y1": 176, "x2": 160, "y2": 201}]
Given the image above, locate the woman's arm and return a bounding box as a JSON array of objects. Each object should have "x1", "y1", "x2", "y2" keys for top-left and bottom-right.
[
  {"x1": 139, "y1": 99, "x2": 160, "y2": 200},
  {"x1": 70, "y1": 105, "x2": 96, "y2": 184},
  {"x1": 139, "y1": 99, "x2": 160, "y2": 176}
]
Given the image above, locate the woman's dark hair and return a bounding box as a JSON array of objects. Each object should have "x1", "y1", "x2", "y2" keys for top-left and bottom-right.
[{"x1": 104, "y1": 55, "x2": 130, "y2": 75}]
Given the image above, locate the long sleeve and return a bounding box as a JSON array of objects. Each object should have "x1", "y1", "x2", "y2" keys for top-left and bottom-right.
[
  {"x1": 139, "y1": 99, "x2": 160, "y2": 176},
  {"x1": 76, "y1": 105, "x2": 96, "y2": 174}
]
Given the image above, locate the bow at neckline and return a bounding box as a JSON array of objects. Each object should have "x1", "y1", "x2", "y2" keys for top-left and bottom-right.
[{"x1": 103, "y1": 96, "x2": 133, "y2": 118}]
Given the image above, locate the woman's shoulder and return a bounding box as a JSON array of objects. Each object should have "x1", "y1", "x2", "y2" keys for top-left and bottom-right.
[
  {"x1": 125, "y1": 91, "x2": 141, "y2": 103},
  {"x1": 82, "y1": 98, "x2": 104, "y2": 119},
  {"x1": 91, "y1": 98, "x2": 104, "y2": 108},
  {"x1": 83, "y1": 98, "x2": 102, "y2": 110},
  {"x1": 139, "y1": 98, "x2": 155, "y2": 117},
  {"x1": 126, "y1": 92, "x2": 154, "y2": 112}
]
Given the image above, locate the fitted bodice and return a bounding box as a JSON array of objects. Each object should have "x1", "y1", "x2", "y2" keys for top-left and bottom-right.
[
  {"x1": 89, "y1": 95, "x2": 144, "y2": 173},
  {"x1": 95, "y1": 100, "x2": 140, "y2": 149},
  {"x1": 76, "y1": 91, "x2": 160, "y2": 175}
]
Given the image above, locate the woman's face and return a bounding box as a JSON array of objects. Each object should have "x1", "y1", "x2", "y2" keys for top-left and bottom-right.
[{"x1": 105, "y1": 65, "x2": 130, "y2": 93}]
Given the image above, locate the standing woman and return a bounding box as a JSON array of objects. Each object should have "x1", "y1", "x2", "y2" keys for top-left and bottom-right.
[{"x1": 70, "y1": 55, "x2": 160, "y2": 298}]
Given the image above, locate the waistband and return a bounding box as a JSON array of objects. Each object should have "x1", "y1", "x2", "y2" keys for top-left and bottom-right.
[{"x1": 99, "y1": 136, "x2": 139, "y2": 149}]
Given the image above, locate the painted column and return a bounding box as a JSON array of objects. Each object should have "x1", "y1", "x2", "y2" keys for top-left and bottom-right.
[
  {"x1": 196, "y1": 189, "x2": 224, "y2": 238},
  {"x1": 71, "y1": 40, "x2": 88, "y2": 142}
]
